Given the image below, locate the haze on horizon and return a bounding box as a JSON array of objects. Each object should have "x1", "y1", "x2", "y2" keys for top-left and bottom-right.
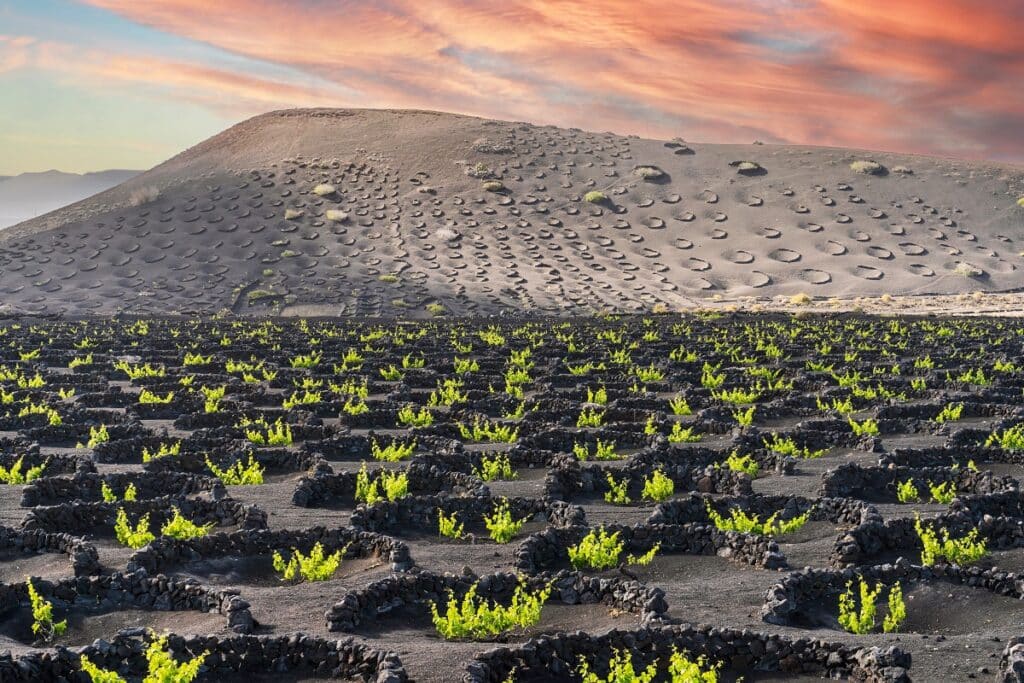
[{"x1": 2, "y1": 0, "x2": 1023, "y2": 176}]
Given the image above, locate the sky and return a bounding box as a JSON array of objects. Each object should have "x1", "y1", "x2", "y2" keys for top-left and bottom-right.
[{"x1": 2, "y1": 0, "x2": 1023, "y2": 175}]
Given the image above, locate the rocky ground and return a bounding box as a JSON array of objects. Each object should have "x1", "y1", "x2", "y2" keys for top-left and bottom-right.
[{"x1": 0, "y1": 314, "x2": 1023, "y2": 681}]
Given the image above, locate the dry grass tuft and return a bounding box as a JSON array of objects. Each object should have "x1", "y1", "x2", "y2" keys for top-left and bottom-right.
[
  {"x1": 954, "y1": 262, "x2": 983, "y2": 278},
  {"x1": 850, "y1": 160, "x2": 886, "y2": 175},
  {"x1": 632, "y1": 165, "x2": 665, "y2": 180},
  {"x1": 465, "y1": 162, "x2": 494, "y2": 179},
  {"x1": 312, "y1": 183, "x2": 336, "y2": 196},
  {"x1": 128, "y1": 186, "x2": 159, "y2": 207},
  {"x1": 482, "y1": 180, "x2": 506, "y2": 193},
  {"x1": 789, "y1": 292, "x2": 812, "y2": 306},
  {"x1": 325, "y1": 210, "x2": 348, "y2": 222},
  {"x1": 284, "y1": 209, "x2": 304, "y2": 220}
]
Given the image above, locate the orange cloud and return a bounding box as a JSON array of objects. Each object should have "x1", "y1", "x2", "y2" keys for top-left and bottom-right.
[
  {"x1": 0, "y1": 35, "x2": 38, "y2": 73},
  {"x1": 63, "y1": 0, "x2": 1024, "y2": 161}
]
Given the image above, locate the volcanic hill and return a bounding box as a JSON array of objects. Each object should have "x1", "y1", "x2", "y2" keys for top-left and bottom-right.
[{"x1": 1, "y1": 108, "x2": 1022, "y2": 316}]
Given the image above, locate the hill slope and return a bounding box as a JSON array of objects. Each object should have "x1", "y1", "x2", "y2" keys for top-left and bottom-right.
[
  {"x1": 1, "y1": 108, "x2": 1022, "y2": 316},
  {"x1": 0, "y1": 169, "x2": 139, "y2": 230}
]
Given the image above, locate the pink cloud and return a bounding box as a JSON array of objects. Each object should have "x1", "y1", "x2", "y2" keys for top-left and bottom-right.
[{"x1": 46, "y1": 0, "x2": 1024, "y2": 161}]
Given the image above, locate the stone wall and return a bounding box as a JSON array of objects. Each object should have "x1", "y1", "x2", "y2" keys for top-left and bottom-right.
[
  {"x1": 325, "y1": 569, "x2": 668, "y2": 632},
  {"x1": 464, "y1": 623, "x2": 910, "y2": 682}
]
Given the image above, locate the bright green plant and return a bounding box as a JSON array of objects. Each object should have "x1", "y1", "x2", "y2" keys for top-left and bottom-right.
[
  {"x1": 371, "y1": 438, "x2": 417, "y2": 462},
  {"x1": 956, "y1": 367, "x2": 989, "y2": 386},
  {"x1": 27, "y1": 577, "x2": 66, "y2": 642},
  {"x1": 138, "y1": 389, "x2": 174, "y2": 404},
  {"x1": 642, "y1": 469, "x2": 674, "y2": 502},
  {"x1": 86, "y1": 424, "x2": 110, "y2": 448},
  {"x1": 273, "y1": 542, "x2": 346, "y2": 582},
  {"x1": 722, "y1": 450, "x2": 758, "y2": 478},
  {"x1": 816, "y1": 396, "x2": 854, "y2": 415},
  {"x1": 604, "y1": 472, "x2": 631, "y2": 505},
  {"x1": 379, "y1": 365, "x2": 404, "y2": 381},
  {"x1": 626, "y1": 542, "x2": 661, "y2": 567},
  {"x1": 644, "y1": 415, "x2": 658, "y2": 435},
  {"x1": 573, "y1": 439, "x2": 619, "y2": 461},
  {"x1": 69, "y1": 353, "x2": 93, "y2": 369},
  {"x1": 632, "y1": 364, "x2": 664, "y2": 383},
  {"x1": 848, "y1": 418, "x2": 880, "y2": 437},
  {"x1": 17, "y1": 372, "x2": 46, "y2": 389},
  {"x1": 935, "y1": 403, "x2": 964, "y2": 423},
  {"x1": 141, "y1": 441, "x2": 180, "y2": 463},
  {"x1": 113, "y1": 361, "x2": 165, "y2": 380},
  {"x1": 458, "y1": 418, "x2": 519, "y2": 443},
  {"x1": 79, "y1": 635, "x2": 207, "y2": 683},
  {"x1": 17, "y1": 402, "x2": 62, "y2": 426},
  {"x1": 994, "y1": 359, "x2": 1018, "y2": 373},
  {"x1": 838, "y1": 578, "x2": 906, "y2": 634},
  {"x1": 342, "y1": 397, "x2": 370, "y2": 415},
  {"x1": 183, "y1": 352, "x2": 213, "y2": 366},
  {"x1": 397, "y1": 405, "x2": 434, "y2": 427},
  {"x1": 577, "y1": 408, "x2": 605, "y2": 428},
  {"x1": 429, "y1": 579, "x2": 550, "y2": 640},
  {"x1": 895, "y1": 479, "x2": 919, "y2": 503},
  {"x1": 566, "y1": 361, "x2": 598, "y2": 376},
  {"x1": 700, "y1": 364, "x2": 725, "y2": 389},
  {"x1": 429, "y1": 378, "x2": 468, "y2": 406},
  {"x1": 669, "y1": 345, "x2": 697, "y2": 363},
  {"x1": 484, "y1": 499, "x2": 527, "y2": 543},
  {"x1": 245, "y1": 418, "x2": 292, "y2": 446},
  {"x1": 762, "y1": 434, "x2": 826, "y2": 459},
  {"x1": 928, "y1": 480, "x2": 956, "y2": 504},
  {"x1": 206, "y1": 454, "x2": 264, "y2": 485},
  {"x1": 402, "y1": 353, "x2": 426, "y2": 369},
  {"x1": 282, "y1": 389, "x2": 321, "y2": 409},
  {"x1": 705, "y1": 502, "x2": 809, "y2": 537},
  {"x1": 568, "y1": 526, "x2": 623, "y2": 570},
  {"x1": 289, "y1": 351, "x2": 322, "y2": 369},
  {"x1": 668, "y1": 423, "x2": 701, "y2": 444},
  {"x1": 915, "y1": 517, "x2": 987, "y2": 566},
  {"x1": 586, "y1": 386, "x2": 608, "y2": 405},
  {"x1": 502, "y1": 400, "x2": 531, "y2": 420},
  {"x1": 454, "y1": 357, "x2": 479, "y2": 374},
  {"x1": 986, "y1": 424, "x2": 1024, "y2": 451},
  {"x1": 161, "y1": 507, "x2": 214, "y2": 540},
  {"x1": 354, "y1": 463, "x2": 409, "y2": 503},
  {"x1": 885, "y1": 582, "x2": 907, "y2": 634},
  {"x1": 0, "y1": 456, "x2": 46, "y2": 484},
  {"x1": 114, "y1": 508, "x2": 155, "y2": 549},
  {"x1": 474, "y1": 453, "x2": 517, "y2": 481},
  {"x1": 330, "y1": 377, "x2": 369, "y2": 398},
  {"x1": 101, "y1": 482, "x2": 137, "y2": 502},
  {"x1": 577, "y1": 647, "x2": 720, "y2": 683},
  {"x1": 438, "y1": 509, "x2": 465, "y2": 539},
  {"x1": 712, "y1": 387, "x2": 759, "y2": 404},
  {"x1": 732, "y1": 406, "x2": 756, "y2": 427},
  {"x1": 668, "y1": 396, "x2": 692, "y2": 416}
]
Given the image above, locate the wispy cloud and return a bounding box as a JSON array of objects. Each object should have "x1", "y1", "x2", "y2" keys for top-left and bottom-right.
[{"x1": 9, "y1": 0, "x2": 1024, "y2": 166}]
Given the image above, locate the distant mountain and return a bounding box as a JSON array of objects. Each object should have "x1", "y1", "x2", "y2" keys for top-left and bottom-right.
[{"x1": 0, "y1": 169, "x2": 140, "y2": 229}]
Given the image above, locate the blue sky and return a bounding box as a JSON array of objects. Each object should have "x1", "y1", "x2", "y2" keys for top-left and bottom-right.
[{"x1": 2, "y1": 0, "x2": 1022, "y2": 175}]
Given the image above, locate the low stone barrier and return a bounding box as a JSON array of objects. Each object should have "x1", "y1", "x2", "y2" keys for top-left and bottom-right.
[
  {"x1": 325, "y1": 568, "x2": 668, "y2": 632},
  {"x1": 464, "y1": 623, "x2": 910, "y2": 682}
]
